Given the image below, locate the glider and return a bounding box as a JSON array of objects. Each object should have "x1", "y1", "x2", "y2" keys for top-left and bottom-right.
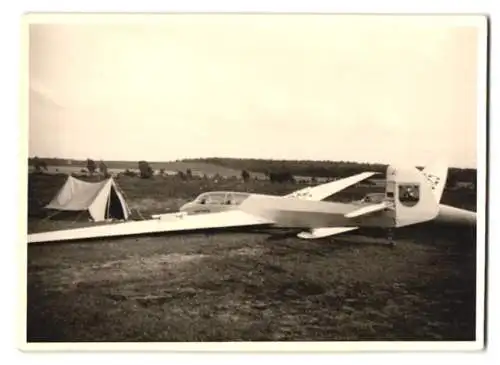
[{"x1": 27, "y1": 163, "x2": 476, "y2": 244}]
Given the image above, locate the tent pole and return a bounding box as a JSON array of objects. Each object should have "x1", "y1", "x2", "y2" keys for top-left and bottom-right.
[
  {"x1": 40, "y1": 209, "x2": 61, "y2": 222},
  {"x1": 106, "y1": 183, "x2": 111, "y2": 220},
  {"x1": 35, "y1": 209, "x2": 62, "y2": 231},
  {"x1": 72, "y1": 210, "x2": 85, "y2": 224}
]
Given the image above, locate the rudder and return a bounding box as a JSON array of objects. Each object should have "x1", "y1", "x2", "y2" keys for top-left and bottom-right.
[{"x1": 421, "y1": 161, "x2": 448, "y2": 203}]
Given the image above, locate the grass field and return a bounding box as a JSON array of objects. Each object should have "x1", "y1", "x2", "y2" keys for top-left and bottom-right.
[{"x1": 26, "y1": 173, "x2": 479, "y2": 342}]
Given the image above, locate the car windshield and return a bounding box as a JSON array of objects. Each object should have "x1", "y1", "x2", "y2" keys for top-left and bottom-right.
[
  {"x1": 194, "y1": 192, "x2": 251, "y2": 205},
  {"x1": 194, "y1": 192, "x2": 227, "y2": 204},
  {"x1": 227, "y1": 192, "x2": 251, "y2": 205}
]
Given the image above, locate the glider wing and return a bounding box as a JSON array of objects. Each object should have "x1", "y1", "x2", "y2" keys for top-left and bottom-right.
[
  {"x1": 28, "y1": 210, "x2": 274, "y2": 244},
  {"x1": 285, "y1": 171, "x2": 379, "y2": 201}
]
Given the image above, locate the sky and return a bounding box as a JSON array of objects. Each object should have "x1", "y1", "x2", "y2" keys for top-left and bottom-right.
[{"x1": 28, "y1": 14, "x2": 484, "y2": 168}]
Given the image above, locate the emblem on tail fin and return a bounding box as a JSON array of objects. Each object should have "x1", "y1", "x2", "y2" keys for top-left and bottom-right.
[
  {"x1": 398, "y1": 184, "x2": 420, "y2": 207},
  {"x1": 422, "y1": 172, "x2": 440, "y2": 191}
]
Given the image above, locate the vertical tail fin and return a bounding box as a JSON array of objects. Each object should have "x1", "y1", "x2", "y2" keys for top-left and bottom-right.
[
  {"x1": 421, "y1": 161, "x2": 448, "y2": 203},
  {"x1": 386, "y1": 164, "x2": 440, "y2": 228}
]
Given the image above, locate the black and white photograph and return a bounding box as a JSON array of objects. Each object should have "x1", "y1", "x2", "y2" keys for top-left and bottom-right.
[{"x1": 22, "y1": 13, "x2": 487, "y2": 350}]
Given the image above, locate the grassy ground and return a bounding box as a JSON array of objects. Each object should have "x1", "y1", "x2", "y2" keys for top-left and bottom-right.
[
  {"x1": 27, "y1": 226, "x2": 477, "y2": 342},
  {"x1": 26, "y1": 174, "x2": 478, "y2": 342}
]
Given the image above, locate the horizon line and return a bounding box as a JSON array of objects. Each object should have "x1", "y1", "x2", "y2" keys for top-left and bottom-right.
[{"x1": 26, "y1": 155, "x2": 477, "y2": 171}]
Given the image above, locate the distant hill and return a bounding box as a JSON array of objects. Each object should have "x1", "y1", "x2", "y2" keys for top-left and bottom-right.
[
  {"x1": 181, "y1": 158, "x2": 477, "y2": 185},
  {"x1": 27, "y1": 156, "x2": 477, "y2": 184},
  {"x1": 183, "y1": 157, "x2": 388, "y2": 178}
]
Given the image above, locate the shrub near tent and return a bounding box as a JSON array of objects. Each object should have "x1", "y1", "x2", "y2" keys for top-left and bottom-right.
[
  {"x1": 99, "y1": 160, "x2": 109, "y2": 178},
  {"x1": 87, "y1": 158, "x2": 96, "y2": 175},
  {"x1": 31, "y1": 156, "x2": 48, "y2": 173}
]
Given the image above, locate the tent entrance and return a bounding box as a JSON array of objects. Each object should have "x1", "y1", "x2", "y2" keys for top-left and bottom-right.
[{"x1": 105, "y1": 186, "x2": 126, "y2": 220}]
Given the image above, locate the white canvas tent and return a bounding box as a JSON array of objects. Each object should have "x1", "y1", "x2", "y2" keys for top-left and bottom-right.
[{"x1": 45, "y1": 175, "x2": 131, "y2": 222}]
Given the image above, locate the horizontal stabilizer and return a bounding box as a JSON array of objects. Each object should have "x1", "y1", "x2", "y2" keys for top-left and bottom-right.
[
  {"x1": 28, "y1": 210, "x2": 274, "y2": 244},
  {"x1": 297, "y1": 226, "x2": 358, "y2": 239},
  {"x1": 435, "y1": 204, "x2": 476, "y2": 226},
  {"x1": 285, "y1": 171, "x2": 379, "y2": 201},
  {"x1": 345, "y1": 202, "x2": 391, "y2": 219}
]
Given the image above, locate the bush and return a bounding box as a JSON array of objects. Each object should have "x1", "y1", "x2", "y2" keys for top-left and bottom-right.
[
  {"x1": 138, "y1": 161, "x2": 153, "y2": 179},
  {"x1": 99, "y1": 160, "x2": 108, "y2": 177},
  {"x1": 268, "y1": 171, "x2": 295, "y2": 184},
  {"x1": 123, "y1": 169, "x2": 137, "y2": 177},
  {"x1": 241, "y1": 170, "x2": 250, "y2": 182},
  {"x1": 31, "y1": 156, "x2": 48, "y2": 172},
  {"x1": 87, "y1": 159, "x2": 96, "y2": 174}
]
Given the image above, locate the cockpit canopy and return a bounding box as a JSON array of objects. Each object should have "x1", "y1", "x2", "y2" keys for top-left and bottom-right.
[{"x1": 193, "y1": 191, "x2": 251, "y2": 206}]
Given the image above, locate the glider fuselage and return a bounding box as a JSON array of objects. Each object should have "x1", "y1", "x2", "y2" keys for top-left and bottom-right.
[{"x1": 180, "y1": 192, "x2": 396, "y2": 229}]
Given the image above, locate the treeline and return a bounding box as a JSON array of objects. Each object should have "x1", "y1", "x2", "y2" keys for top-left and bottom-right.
[
  {"x1": 28, "y1": 157, "x2": 87, "y2": 167},
  {"x1": 27, "y1": 157, "x2": 153, "y2": 169},
  {"x1": 183, "y1": 157, "x2": 477, "y2": 184},
  {"x1": 183, "y1": 157, "x2": 388, "y2": 178}
]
